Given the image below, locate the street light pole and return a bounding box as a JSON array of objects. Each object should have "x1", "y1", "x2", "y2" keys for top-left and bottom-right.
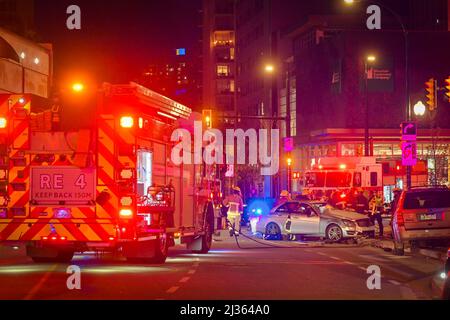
[
  {"x1": 369, "y1": 2, "x2": 412, "y2": 189},
  {"x1": 364, "y1": 60, "x2": 370, "y2": 157},
  {"x1": 345, "y1": 0, "x2": 411, "y2": 188},
  {"x1": 365, "y1": 55, "x2": 376, "y2": 157}
]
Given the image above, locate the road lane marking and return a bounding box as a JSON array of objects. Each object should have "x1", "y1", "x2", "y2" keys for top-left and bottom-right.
[
  {"x1": 23, "y1": 264, "x2": 58, "y2": 300},
  {"x1": 166, "y1": 286, "x2": 179, "y2": 294},
  {"x1": 329, "y1": 256, "x2": 341, "y2": 260},
  {"x1": 400, "y1": 286, "x2": 418, "y2": 300},
  {"x1": 179, "y1": 277, "x2": 190, "y2": 283},
  {"x1": 389, "y1": 280, "x2": 401, "y2": 286},
  {"x1": 343, "y1": 261, "x2": 355, "y2": 265},
  {"x1": 358, "y1": 266, "x2": 367, "y2": 271},
  {"x1": 188, "y1": 269, "x2": 196, "y2": 275}
]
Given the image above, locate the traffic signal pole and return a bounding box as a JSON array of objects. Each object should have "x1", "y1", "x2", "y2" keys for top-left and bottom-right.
[{"x1": 405, "y1": 30, "x2": 412, "y2": 190}]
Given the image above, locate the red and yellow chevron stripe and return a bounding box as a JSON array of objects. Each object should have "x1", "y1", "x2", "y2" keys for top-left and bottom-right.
[
  {"x1": 0, "y1": 218, "x2": 116, "y2": 241},
  {"x1": 97, "y1": 115, "x2": 137, "y2": 220}
]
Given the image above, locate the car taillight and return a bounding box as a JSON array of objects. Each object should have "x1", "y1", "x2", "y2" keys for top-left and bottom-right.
[{"x1": 397, "y1": 210, "x2": 405, "y2": 227}]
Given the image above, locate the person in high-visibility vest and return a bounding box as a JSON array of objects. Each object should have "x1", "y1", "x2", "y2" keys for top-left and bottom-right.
[
  {"x1": 369, "y1": 191, "x2": 384, "y2": 238},
  {"x1": 223, "y1": 186, "x2": 244, "y2": 236}
]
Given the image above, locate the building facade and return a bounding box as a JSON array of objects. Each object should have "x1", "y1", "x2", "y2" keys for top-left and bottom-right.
[
  {"x1": 0, "y1": 0, "x2": 35, "y2": 39},
  {"x1": 283, "y1": 13, "x2": 450, "y2": 193},
  {"x1": 202, "y1": 0, "x2": 236, "y2": 126},
  {"x1": 139, "y1": 49, "x2": 201, "y2": 110}
]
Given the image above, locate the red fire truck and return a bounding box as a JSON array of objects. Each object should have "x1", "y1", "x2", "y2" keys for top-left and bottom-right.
[
  {"x1": 0, "y1": 82, "x2": 216, "y2": 263},
  {"x1": 300, "y1": 157, "x2": 383, "y2": 197}
]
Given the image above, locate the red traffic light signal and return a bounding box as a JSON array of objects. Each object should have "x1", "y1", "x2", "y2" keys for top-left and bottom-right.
[{"x1": 425, "y1": 78, "x2": 437, "y2": 111}]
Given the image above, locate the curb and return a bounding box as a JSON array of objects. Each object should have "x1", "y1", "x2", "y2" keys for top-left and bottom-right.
[
  {"x1": 371, "y1": 239, "x2": 447, "y2": 262},
  {"x1": 418, "y1": 249, "x2": 447, "y2": 262}
]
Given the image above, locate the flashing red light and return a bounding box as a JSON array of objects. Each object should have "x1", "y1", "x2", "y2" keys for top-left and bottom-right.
[
  {"x1": 51, "y1": 236, "x2": 57, "y2": 240},
  {"x1": 318, "y1": 165, "x2": 323, "y2": 170},
  {"x1": 340, "y1": 193, "x2": 347, "y2": 199},
  {"x1": 42, "y1": 236, "x2": 48, "y2": 240},
  {"x1": 60, "y1": 236, "x2": 67, "y2": 241},
  {"x1": 396, "y1": 165, "x2": 401, "y2": 171},
  {"x1": 108, "y1": 236, "x2": 115, "y2": 241},
  {"x1": 0, "y1": 117, "x2": 7, "y2": 129}
]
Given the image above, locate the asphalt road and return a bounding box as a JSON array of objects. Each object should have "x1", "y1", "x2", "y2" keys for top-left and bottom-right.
[{"x1": 0, "y1": 232, "x2": 445, "y2": 300}]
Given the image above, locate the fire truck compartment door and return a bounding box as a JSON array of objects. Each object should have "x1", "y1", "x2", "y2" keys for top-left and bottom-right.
[{"x1": 30, "y1": 166, "x2": 96, "y2": 206}]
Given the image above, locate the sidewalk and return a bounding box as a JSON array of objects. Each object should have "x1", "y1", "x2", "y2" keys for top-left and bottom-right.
[{"x1": 371, "y1": 237, "x2": 448, "y2": 262}]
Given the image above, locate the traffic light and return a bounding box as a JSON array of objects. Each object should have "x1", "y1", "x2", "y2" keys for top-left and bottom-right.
[
  {"x1": 445, "y1": 76, "x2": 450, "y2": 103},
  {"x1": 202, "y1": 109, "x2": 212, "y2": 129},
  {"x1": 425, "y1": 78, "x2": 437, "y2": 111}
]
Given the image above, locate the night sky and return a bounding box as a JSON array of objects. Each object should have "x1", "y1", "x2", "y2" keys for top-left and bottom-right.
[{"x1": 34, "y1": 0, "x2": 202, "y2": 86}]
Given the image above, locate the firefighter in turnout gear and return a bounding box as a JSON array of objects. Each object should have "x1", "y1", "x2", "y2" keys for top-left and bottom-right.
[{"x1": 223, "y1": 186, "x2": 244, "y2": 236}]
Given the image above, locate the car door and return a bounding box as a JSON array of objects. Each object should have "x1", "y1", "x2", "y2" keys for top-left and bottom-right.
[
  {"x1": 291, "y1": 203, "x2": 321, "y2": 234},
  {"x1": 268, "y1": 202, "x2": 296, "y2": 232}
]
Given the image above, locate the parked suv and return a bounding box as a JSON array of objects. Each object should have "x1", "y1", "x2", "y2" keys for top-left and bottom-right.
[{"x1": 391, "y1": 186, "x2": 450, "y2": 256}]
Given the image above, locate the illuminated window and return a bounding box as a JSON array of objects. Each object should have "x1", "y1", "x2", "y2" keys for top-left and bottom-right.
[{"x1": 217, "y1": 65, "x2": 229, "y2": 76}]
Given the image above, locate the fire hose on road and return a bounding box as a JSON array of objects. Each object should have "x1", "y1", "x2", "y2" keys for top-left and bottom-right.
[{"x1": 225, "y1": 221, "x2": 374, "y2": 250}]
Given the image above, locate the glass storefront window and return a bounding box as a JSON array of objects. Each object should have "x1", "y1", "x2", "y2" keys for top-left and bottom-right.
[{"x1": 373, "y1": 144, "x2": 393, "y2": 157}]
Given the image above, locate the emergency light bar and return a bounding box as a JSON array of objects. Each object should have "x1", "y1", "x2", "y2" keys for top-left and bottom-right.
[{"x1": 131, "y1": 82, "x2": 192, "y2": 120}]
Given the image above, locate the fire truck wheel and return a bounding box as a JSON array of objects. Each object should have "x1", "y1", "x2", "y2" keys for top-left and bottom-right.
[
  {"x1": 126, "y1": 235, "x2": 168, "y2": 264},
  {"x1": 152, "y1": 234, "x2": 169, "y2": 263},
  {"x1": 193, "y1": 204, "x2": 214, "y2": 254}
]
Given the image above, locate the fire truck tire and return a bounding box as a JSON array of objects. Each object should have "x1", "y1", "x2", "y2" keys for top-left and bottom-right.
[
  {"x1": 125, "y1": 235, "x2": 168, "y2": 264},
  {"x1": 192, "y1": 204, "x2": 214, "y2": 254},
  {"x1": 151, "y1": 234, "x2": 169, "y2": 264}
]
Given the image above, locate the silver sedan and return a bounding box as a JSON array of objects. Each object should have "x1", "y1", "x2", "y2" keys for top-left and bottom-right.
[{"x1": 255, "y1": 201, "x2": 375, "y2": 242}]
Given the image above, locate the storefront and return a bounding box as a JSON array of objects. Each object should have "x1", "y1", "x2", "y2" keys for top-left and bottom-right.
[{"x1": 293, "y1": 128, "x2": 450, "y2": 193}]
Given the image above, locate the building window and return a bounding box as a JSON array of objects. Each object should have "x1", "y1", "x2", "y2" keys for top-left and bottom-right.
[{"x1": 217, "y1": 65, "x2": 230, "y2": 76}]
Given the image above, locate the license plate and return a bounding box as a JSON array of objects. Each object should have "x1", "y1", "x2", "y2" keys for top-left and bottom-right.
[{"x1": 419, "y1": 213, "x2": 438, "y2": 221}]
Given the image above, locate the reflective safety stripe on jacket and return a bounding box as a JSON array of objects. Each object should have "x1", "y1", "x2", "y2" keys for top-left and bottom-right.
[{"x1": 227, "y1": 202, "x2": 240, "y2": 215}]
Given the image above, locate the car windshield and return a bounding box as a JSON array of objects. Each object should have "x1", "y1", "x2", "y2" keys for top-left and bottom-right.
[{"x1": 404, "y1": 190, "x2": 450, "y2": 210}]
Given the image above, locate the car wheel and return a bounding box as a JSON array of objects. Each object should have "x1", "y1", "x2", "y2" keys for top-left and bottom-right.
[
  {"x1": 264, "y1": 223, "x2": 282, "y2": 241},
  {"x1": 326, "y1": 224, "x2": 343, "y2": 242}
]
